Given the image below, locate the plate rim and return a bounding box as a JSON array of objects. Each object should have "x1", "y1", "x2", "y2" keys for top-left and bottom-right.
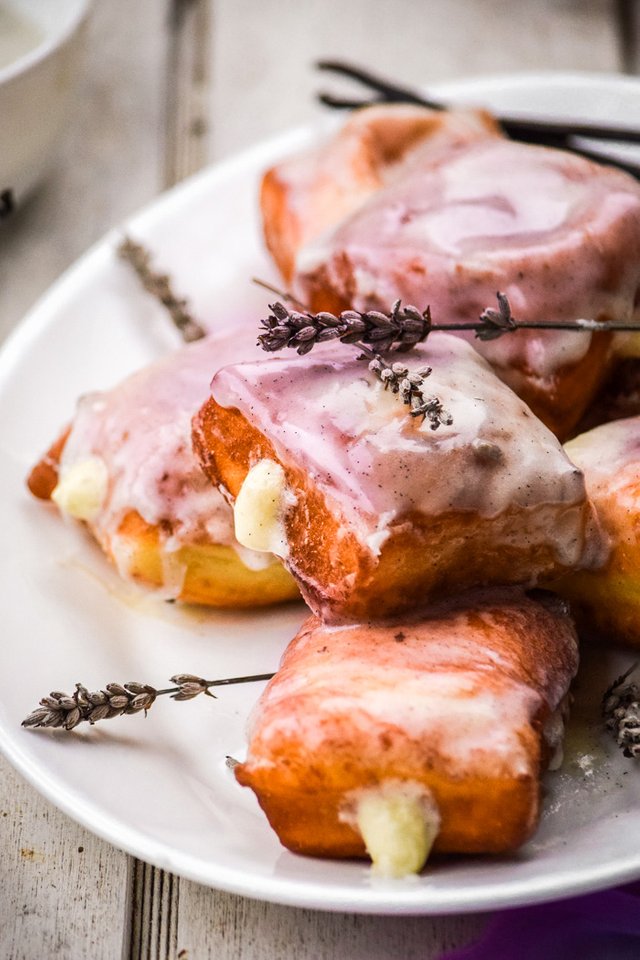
[{"x1": 2, "y1": 69, "x2": 640, "y2": 915}]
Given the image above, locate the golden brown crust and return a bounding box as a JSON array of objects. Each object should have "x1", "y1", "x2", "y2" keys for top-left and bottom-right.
[
  {"x1": 512, "y1": 331, "x2": 614, "y2": 440},
  {"x1": 113, "y1": 509, "x2": 298, "y2": 608},
  {"x1": 26, "y1": 427, "x2": 69, "y2": 500},
  {"x1": 552, "y1": 479, "x2": 640, "y2": 647},
  {"x1": 235, "y1": 590, "x2": 578, "y2": 858},
  {"x1": 236, "y1": 766, "x2": 538, "y2": 857}
]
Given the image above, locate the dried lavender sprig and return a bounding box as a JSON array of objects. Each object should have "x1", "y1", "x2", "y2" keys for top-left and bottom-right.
[
  {"x1": 22, "y1": 672, "x2": 275, "y2": 732},
  {"x1": 602, "y1": 663, "x2": 640, "y2": 759},
  {"x1": 255, "y1": 281, "x2": 456, "y2": 426},
  {"x1": 258, "y1": 295, "x2": 433, "y2": 355},
  {"x1": 361, "y1": 346, "x2": 452, "y2": 430},
  {"x1": 117, "y1": 236, "x2": 206, "y2": 343},
  {"x1": 257, "y1": 287, "x2": 640, "y2": 350}
]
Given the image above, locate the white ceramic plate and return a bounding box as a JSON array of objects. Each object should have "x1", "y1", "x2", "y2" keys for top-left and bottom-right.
[{"x1": 1, "y1": 73, "x2": 640, "y2": 916}]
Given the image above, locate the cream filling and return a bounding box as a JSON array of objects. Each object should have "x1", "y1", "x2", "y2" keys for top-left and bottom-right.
[
  {"x1": 233, "y1": 459, "x2": 292, "y2": 557},
  {"x1": 341, "y1": 781, "x2": 441, "y2": 878},
  {"x1": 51, "y1": 457, "x2": 109, "y2": 522}
]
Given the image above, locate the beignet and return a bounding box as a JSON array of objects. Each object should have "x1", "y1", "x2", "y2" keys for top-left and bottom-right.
[
  {"x1": 28, "y1": 329, "x2": 299, "y2": 607},
  {"x1": 262, "y1": 102, "x2": 500, "y2": 284},
  {"x1": 193, "y1": 332, "x2": 600, "y2": 623},
  {"x1": 262, "y1": 104, "x2": 640, "y2": 438},
  {"x1": 235, "y1": 588, "x2": 578, "y2": 872},
  {"x1": 556, "y1": 416, "x2": 640, "y2": 647}
]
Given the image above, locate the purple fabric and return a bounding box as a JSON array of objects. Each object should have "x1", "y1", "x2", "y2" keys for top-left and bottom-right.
[{"x1": 441, "y1": 884, "x2": 640, "y2": 960}]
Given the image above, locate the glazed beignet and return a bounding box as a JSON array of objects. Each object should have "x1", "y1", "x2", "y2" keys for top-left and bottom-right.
[
  {"x1": 235, "y1": 589, "x2": 579, "y2": 872},
  {"x1": 262, "y1": 102, "x2": 500, "y2": 285},
  {"x1": 556, "y1": 417, "x2": 640, "y2": 647},
  {"x1": 28, "y1": 330, "x2": 298, "y2": 607},
  {"x1": 193, "y1": 332, "x2": 598, "y2": 623},
  {"x1": 263, "y1": 105, "x2": 640, "y2": 437}
]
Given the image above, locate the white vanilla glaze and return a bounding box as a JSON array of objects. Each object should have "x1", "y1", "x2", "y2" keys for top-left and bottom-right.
[
  {"x1": 245, "y1": 590, "x2": 579, "y2": 782},
  {"x1": 211, "y1": 333, "x2": 589, "y2": 560},
  {"x1": 295, "y1": 136, "x2": 640, "y2": 383},
  {"x1": 57, "y1": 326, "x2": 271, "y2": 580}
]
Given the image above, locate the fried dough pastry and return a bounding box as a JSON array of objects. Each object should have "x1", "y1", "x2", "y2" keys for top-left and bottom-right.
[
  {"x1": 262, "y1": 103, "x2": 500, "y2": 285},
  {"x1": 193, "y1": 332, "x2": 600, "y2": 623},
  {"x1": 556, "y1": 417, "x2": 640, "y2": 647},
  {"x1": 27, "y1": 330, "x2": 299, "y2": 607},
  {"x1": 262, "y1": 104, "x2": 640, "y2": 438},
  {"x1": 235, "y1": 589, "x2": 578, "y2": 873}
]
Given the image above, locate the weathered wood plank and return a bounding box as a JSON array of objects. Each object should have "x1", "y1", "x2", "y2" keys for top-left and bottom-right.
[
  {"x1": 128, "y1": 861, "x2": 180, "y2": 960},
  {"x1": 175, "y1": 884, "x2": 488, "y2": 960},
  {"x1": 163, "y1": 0, "x2": 212, "y2": 187},
  {"x1": 0, "y1": 756, "x2": 130, "y2": 960}
]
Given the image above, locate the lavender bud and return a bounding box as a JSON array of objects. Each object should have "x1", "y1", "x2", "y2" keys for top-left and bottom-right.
[
  {"x1": 22, "y1": 708, "x2": 51, "y2": 728},
  {"x1": 64, "y1": 708, "x2": 82, "y2": 731},
  {"x1": 270, "y1": 302, "x2": 290, "y2": 321},
  {"x1": 316, "y1": 328, "x2": 342, "y2": 342},
  {"x1": 41, "y1": 696, "x2": 63, "y2": 709},
  {"x1": 316, "y1": 312, "x2": 341, "y2": 327},
  {"x1": 108, "y1": 695, "x2": 130, "y2": 711},
  {"x1": 170, "y1": 674, "x2": 207, "y2": 685},
  {"x1": 88, "y1": 704, "x2": 111, "y2": 724},
  {"x1": 366, "y1": 310, "x2": 393, "y2": 327},
  {"x1": 57, "y1": 697, "x2": 77, "y2": 711},
  {"x1": 292, "y1": 326, "x2": 317, "y2": 343}
]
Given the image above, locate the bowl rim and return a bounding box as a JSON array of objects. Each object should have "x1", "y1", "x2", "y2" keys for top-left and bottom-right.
[{"x1": 0, "y1": 0, "x2": 93, "y2": 86}]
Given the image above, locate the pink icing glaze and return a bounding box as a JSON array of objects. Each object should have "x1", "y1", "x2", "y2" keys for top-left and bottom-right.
[
  {"x1": 59, "y1": 325, "x2": 267, "y2": 577},
  {"x1": 273, "y1": 104, "x2": 499, "y2": 250},
  {"x1": 211, "y1": 333, "x2": 592, "y2": 565},
  {"x1": 245, "y1": 589, "x2": 579, "y2": 781},
  {"x1": 294, "y1": 138, "x2": 640, "y2": 384}
]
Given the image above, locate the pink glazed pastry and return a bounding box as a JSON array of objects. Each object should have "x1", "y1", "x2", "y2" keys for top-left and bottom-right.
[
  {"x1": 261, "y1": 104, "x2": 640, "y2": 438},
  {"x1": 28, "y1": 326, "x2": 298, "y2": 607}
]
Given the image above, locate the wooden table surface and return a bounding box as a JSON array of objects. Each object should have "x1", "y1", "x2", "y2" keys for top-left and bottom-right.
[{"x1": 0, "y1": 2, "x2": 637, "y2": 957}]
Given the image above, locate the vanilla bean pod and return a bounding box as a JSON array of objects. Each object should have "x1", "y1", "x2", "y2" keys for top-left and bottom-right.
[{"x1": 315, "y1": 59, "x2": 640, "y2": 151}]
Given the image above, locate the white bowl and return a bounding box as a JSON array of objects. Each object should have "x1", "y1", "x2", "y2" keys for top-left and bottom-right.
[{"x1": 0, "y1": 0, "x2": 91, "y2": 210}]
